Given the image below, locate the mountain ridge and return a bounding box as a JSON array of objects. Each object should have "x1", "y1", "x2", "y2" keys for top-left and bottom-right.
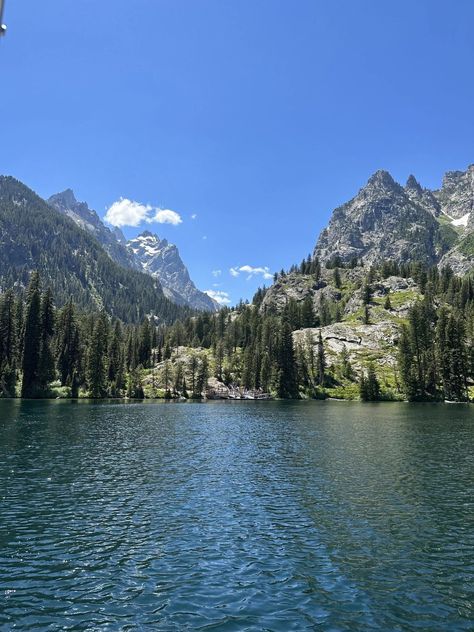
[
  {"x1": 0, "y1": 176, "x2": 188, "y2": 323},
  {"x1": 48, "y1": 189, "x2": 217, "y2": 311},
  {"x1": 313, "y1": 164, "x2": 473, "y2": 273}
]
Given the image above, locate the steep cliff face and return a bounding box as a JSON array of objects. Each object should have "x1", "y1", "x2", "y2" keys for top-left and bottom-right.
[
  {"x1": 127, "y1": 232, "x2": 218, "y2": 312},
  {"x1": 313, "y1": 170, "x2": 451, "y2": 266},
  {"x1": 434, "y1": 165, "x2": 474, "y2": 223},
  {"x1": 434, "y1": 165, "x2": 474, "y2": 273},
  {"x1": 404, "y1": 175, "x2": 441, "y2": 217}
]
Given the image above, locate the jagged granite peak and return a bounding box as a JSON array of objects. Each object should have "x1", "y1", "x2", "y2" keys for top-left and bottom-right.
[
  {"x1": 434, "y1": 164, "x2": 474, "y2": 222},
  {"x1": 406, "y1": 174, "x2": 423, "y2": 193},
  {"x1": 127, "y1": 231, "x2": 218, "y2": 312},
  {"x1": 404, "y1": 175, "x2": 441, "y2": 217},
  {"x1": 314, "y1": 170, "x2": 451, "y2": 266},
  {"x1": 366, "y1": 169, "x2": 399, "y2": 189},
  {"x1": 48, "y1": 189, "x2": 138, "y2": 270}
]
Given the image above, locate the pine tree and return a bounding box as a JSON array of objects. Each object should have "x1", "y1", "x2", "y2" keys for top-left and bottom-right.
[
  {"x1": 362, "y1": 282, "x2": 372, "y2": 305},
  {"x1": 87, "y1": 311, "x2": 108, "y2": 398},
  {"x1": 188, "y1": 353, "x2": 199, "y2": 397},
  {"x1": 38, "y1": 288, "x2": 55, "y2": 391},
  {"x1": 56, "y1": 299, "x2": 80, "y2": 389},
  {"x1": 241, "y1": 346, "x2": 254, "y2": 390},
  {"x1": 366, "y1": 363, "x2": 380, "y2": 400},
  {"x1": 173, "y1": 362, "x2": 184, "y2": 394},
  {"x1": 276, "y1": 320, "x2": 298, "y2": 398},
  {"x1": 260, "y1": 351, "x2": 272, "y2": 392},
  {"x1": 21, "y1": 272, "x2": 42, "y2": 397},
  {"x1": 196, "y1": 355, "x2": 209, "y2": 397},
  {"x1": 138, "y1": 318, "x2": 152, "y2": 368},
  {"x1": 300, "y1": 297, "x2": 315, "y2": 328},
  {"x1": 0, "y1": 289, "x2": 17, "y2": 397},
  {"x1": 108, "y1": 320, "x2": 124, "y2": 396}
]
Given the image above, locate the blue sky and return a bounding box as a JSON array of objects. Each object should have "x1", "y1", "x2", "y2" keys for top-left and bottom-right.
[{"x1": 1, "y1": 0, "x2": 474, "y2": 304}]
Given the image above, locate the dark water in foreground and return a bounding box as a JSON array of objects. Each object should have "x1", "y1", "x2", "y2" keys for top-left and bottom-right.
[{"x1": 0, "y1": 401, "x2": 473, "y2": 631}]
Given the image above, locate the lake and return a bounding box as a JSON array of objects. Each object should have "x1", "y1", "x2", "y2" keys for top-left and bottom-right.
[{"x1": 0, "y1": 400, "x2": 473, "y2": 630}]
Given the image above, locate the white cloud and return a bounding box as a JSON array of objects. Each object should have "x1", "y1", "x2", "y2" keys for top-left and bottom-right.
[
  {"x1": 229, "y1": 265, "x2": 273, "y2": 280},
  {"x1": 152, "y1": 209, "x2": 182, "y2": 225},
  {"x1": 104, "y1": 198, "x2": 152, "y2": 228},
  {"x1": 212, "y1": 269, "x2": 222, "y2": 277},
  {"x1": 191, "y1": 213, "x2": 197, "y2": 220},
  {"x1": 205, "y1": 289, "x2": 231, "y2": 305},
  {"x1": 105, "y1": 198, "x2": 182, "y2": 227}
]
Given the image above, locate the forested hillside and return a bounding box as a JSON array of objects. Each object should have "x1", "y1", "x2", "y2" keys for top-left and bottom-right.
[
  {"x1": 0, "y1": 261, "x2": 472, "y2": 401},
  {"x1": 0, "y1": 177, "x2": 189, "y2": 323}
]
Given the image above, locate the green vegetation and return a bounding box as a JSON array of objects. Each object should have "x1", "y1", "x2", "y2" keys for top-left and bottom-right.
[
  {"x1": 0, "y1": 258, "x2": 473, "y2": 402},
  {"x1": 0, "y1": 176, "x2": 189, "y2": 323},
  {"x1": 458, "y1": 232, "x2": 474, "y2": 257}
]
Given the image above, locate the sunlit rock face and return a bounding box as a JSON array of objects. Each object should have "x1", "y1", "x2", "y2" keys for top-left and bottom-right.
[
  {"x1": 313, "y1": 170, "x2": 449, "y2": 267},
  {"x1": 127, "y1": 232, "x2": 218, "y2": 311}
]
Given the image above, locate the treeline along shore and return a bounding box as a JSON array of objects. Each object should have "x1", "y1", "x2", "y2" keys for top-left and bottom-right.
[{"x1": 0, "y1": 259, "x2": 473, "y2": 402}]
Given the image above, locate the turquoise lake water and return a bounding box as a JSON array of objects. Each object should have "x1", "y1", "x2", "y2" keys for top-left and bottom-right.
[{"x1": 0, "y1": 400, "x2": 473, "y2": 630}]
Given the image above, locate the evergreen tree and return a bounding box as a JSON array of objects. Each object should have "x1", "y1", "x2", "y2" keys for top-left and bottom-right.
[
  {"x1": 196, "y1": 355, "x2": 209, "y2": 396},
  {"x1": 38, "y1": 288, "x2": 55, "y2": 391},
  {"x1": 138, "y1": 318, "x2": 152, "y2": 368},
  {"x1": 87, "y1": 311, "x2": 108, "y2": 397},
  {"x1": 301, "y1": 296, "x2": 315, "y2": 328},
  {"x1": 276, "y1": 320, "x2": 298, "y2": 398},
  {"x1": 260, "y1": 351, "x2": 272, "y2": 392},
  {"x1": 108, "y1": 320, "x2": 124, "y2": 395},
  {"x1": 21, "y1": 272, "x2": 42, "y2": 397},
  {"x1": 0, "y1": 289, "x2": 17, "y2": 396},
  {"x1": 56, "y1": 299, "x2": 80, "y2": 389}
]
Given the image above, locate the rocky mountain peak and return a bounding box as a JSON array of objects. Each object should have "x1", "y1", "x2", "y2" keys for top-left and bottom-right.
[
  {"x1": 313, "y1": 168, "x2": 450, "y2": 267},
  {"x1": 49, "y1": 188, "x2": 78, "y2": 207},
  {"x1": 405, "y1": 175, "x2": 423, "y2": 193},
  {"x1": 48, "y1": 188, "x2": 139, "y2": 270},
  {"x1": 138, "y1": 230, "x2": 156, "y2": 240},
  {"x1": 404, "y1": 174, "x2": 441, "y2": 217},
  {"x1": 127, "y1": 233, "x2": 217, "y2": 312},
  {"x1": 435, "y1": 164, "x2": 474, "y2": 220},
  {"x1": 366, "y1": 169, "x2": 397, "y2": 189}
]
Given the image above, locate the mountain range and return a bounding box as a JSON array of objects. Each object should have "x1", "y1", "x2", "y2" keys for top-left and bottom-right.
[
  {"x1": 48, "y1": 190, "x2": 217, "y2": 312},
  {"x1": 0, "y1": 164, "x2": 473, "y2": 326},
  {"x1": 0, "y1": 177, "x2": 215, "y2": 322},
  {"x1": 314, "y1": 164, "x2": 474, "y2": 273}
]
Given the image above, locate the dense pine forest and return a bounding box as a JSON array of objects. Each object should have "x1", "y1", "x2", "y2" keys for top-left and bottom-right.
[{"x1": 0, "y1": 261, "x2": 473, "y2": 402}]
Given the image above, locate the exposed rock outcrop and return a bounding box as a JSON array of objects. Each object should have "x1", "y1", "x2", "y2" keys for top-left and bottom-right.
[{"x1": 313, "y1": 170, "x2": 451, "y2": 267}]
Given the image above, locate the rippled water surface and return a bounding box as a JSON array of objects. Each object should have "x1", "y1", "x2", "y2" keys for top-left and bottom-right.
[{"x1": 0, "y1": 400, "x2": 473, "y2": 631}]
